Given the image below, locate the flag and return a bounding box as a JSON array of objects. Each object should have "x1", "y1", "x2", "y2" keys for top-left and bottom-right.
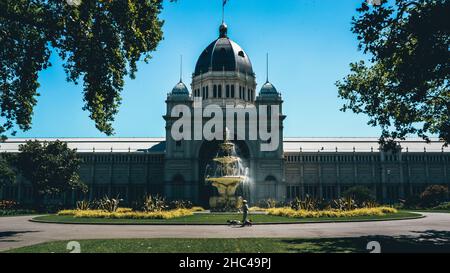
[{"x1": 223, "y1": 0, "x2": 228, "y2": 7}]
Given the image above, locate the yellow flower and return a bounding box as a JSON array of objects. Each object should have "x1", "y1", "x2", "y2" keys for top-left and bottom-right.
[
  {"x1": 266, "y1": 207, "x2": 397, "y2": 218},
  {"x1": 57, "y1": 207, "x2": 202, "y2": 219}
]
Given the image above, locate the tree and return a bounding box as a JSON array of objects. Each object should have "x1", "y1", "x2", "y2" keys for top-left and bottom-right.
[
  {"x1": 342, "y1": 186, "x2": 375, "y2": 205},
  {"x1": 16, "y1": 140, "x2": 87, "y2": 209},
  {"x1": 0, "y1": 0, "x2": 166, "y2": 136},
  {"x1": 420, "y1": 185, "x2": 448, "y2": 208},
  {"x1": 0, "y1": 154, "x2": 15, "y2": 188},
  {"x1": 336, "y1": 0, "x2": 449, "y2": 149}
]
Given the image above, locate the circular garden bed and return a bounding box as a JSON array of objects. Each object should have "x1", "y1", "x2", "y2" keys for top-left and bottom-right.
[{"x1": 31, "y1": 211, "x2": 422, "y2": 225}]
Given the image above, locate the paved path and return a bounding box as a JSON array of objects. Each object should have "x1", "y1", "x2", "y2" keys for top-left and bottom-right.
[{"x1": 1, "y1": 212, "x2": 450, "y2": 251}]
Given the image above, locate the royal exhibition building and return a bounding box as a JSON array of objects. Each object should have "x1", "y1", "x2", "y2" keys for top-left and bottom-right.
[{"x1": 1, "y1": 23, "x2": 449, "y2": 207}]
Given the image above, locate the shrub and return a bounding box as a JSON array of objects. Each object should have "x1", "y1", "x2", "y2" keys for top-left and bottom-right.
[
  {"x1": 265, "y1": 198, "x2": 278, "y2": 208},
  {"x1": 362, "y1": 200, "x2": 379, "y2": 208},
  {"x1": 257, "y1": 198, "x2": 279, "y2": 209},
  {"x1": 58, "y1": 208, "x2": 196, "y2": 219},
  {"x1": 190, "y1": 206, "x2": 205, "y2": 212},
  {"x1": 420, "y1": 185, "x2": 449, "y2": 208},
  {"x1": 169, "y1": 200, "x2": 193, "y2": 210},
  {"x1": 331, "y1": 197, "x2": 358, "y2": 211},
  {"x1": 249, "y1": 206, "x2": 266, "y2": 212},
  {"x1": 290, "y1": 196, "x2": 326, "y2": 211},
  {"x1": 267, "y1": 206, "x2": 397, "y2": 218},
  {"x1": 76, "y1": 200, "x2": 92, "y2": 211},
  {"x1": 142, "y1": 194, "x2": 167, "y2": 212},
  {"x1": 290, "y1": 198, "x2": 302, "y2": 210},
  {"x1": 98, "y1": 195, "x2": 122, "y2": 212},
  {"x1": 57, "y1": 209, "x2": 77, "y2": 216},
  {"x1": 399, "y1": 195, "x2": 421, "y2": 209},
  {"x1": 116, "y1": 208, "x2": 133, "y2": 213},
  {"x1": 342, "y1": 186, "x2": 375, "y2": 206},
  {"x1": 0, "y1": 200, "x2": 18, "y2": 210},
  {"x1": 433, "y1": 202, "x2": 450, "y2": 210},
  {"x1": 0, "y1": 209, "x2": 35, "y2": 216}
]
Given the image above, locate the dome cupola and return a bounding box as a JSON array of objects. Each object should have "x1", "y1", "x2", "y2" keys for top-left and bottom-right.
[
  {"x1": 171, "y1": 81, "x2": 189, "y2": 95},
  {"x1": 168, "y1": 80, "x2": 190, "y2": 101},
  {"x1": 258, "y1": 53, "x2": 280, "y2": 99},
  {"x1": 168, "y1": 55, "x2": 190, "y2": 100},
  {"x1": 260, "y1": 81, "x2": 278, "y2": 96},
  {"x1": 191, "y1": 22, "x2": 257, "y2": 104},
  {"x1": 194, "y1": 24, "x2": 254, "y2": 77}
]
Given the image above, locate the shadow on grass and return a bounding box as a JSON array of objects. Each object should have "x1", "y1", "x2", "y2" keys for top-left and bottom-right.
[{"x1": 281, "y1": 230, "x2": 450, "y2": 253}]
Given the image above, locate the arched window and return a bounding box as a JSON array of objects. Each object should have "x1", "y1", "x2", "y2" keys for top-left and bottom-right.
[
  {"x1": 231, "y1": 85, "x2": 235, "y2": 98},
  {"x1": 218, "y1": 85, "x2": 222, "y2": 98},
  {"x1": 265, "y1": 175, "x2": 277, "y2": 182},
  {"x1": 213, "y1": 85, "x2": 217, "y2": 98},
  {"x1": 226, "y1": 85, "x2": 230, "y2": 98}
]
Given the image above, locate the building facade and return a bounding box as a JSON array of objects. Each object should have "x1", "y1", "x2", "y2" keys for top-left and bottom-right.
[{"x1": 1, "y1": 23, "x2": 449, "y2": 206}]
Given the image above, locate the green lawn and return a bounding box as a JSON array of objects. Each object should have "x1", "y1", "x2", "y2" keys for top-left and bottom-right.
[
  {"x1": 6, "y1": 235, "x2": 450, "y2": 253},
  {"x1": 32, "y1": 211, "x2": 421, "y2": 225}
]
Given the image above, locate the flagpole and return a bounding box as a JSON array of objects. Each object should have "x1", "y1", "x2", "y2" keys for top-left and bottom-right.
[
  {"x1": 222, "y1": 2, "x2": 225, "y2": 23},
  {"x1": 180, "y1": 55, "x2": 183, "y2": 83}
]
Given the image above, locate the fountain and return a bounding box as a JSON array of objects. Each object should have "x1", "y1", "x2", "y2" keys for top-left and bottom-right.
[{"x1": 205, "y1": 130, "x2": 249, "y2": 210}]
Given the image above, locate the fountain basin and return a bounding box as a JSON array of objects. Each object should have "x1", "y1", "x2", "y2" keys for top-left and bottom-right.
[{"x1": 206, "y1": 176, "x2": 246, "y2": 196}]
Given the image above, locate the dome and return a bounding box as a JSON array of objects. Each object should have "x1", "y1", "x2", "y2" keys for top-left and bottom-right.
[
  {"x1": 260, "y1": 81, "x2": 278, "y2": 96},
  {"x1": 194, "y1": 24, "x2": 253, "y2": 76},
  {"x1": 171, "y1": 81, "x2": 189, "y2": 96}
]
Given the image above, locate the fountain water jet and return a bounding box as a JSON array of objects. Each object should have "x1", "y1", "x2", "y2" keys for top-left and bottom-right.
[{"x1": 205, "y1": 129, "x2": 249, "y2": 210}]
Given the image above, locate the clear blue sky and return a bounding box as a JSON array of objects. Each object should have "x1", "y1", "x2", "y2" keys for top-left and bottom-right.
[{"x1": 12, "y1": 0, "x2": 383, "y2": 138}]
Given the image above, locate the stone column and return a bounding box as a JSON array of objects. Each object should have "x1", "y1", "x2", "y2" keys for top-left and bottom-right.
[
  {"x1": 371, "y1": 154, "x2": 376, "y2": 195},
  {"x1": 318, "y1": 163, "x2": 323, "y2": 199},
  {"x1": 443, "y1": 152, "x2": 447, "y2": 180},
  {"x1": 399, "y1": 152, "x2": 405, "y2": 199},
  {"x1": 425, "y1": 153, "x2": 430, "y2": 185},
  {"x1": 126, "y1": 154, "x2": 131, "y2": 203},
  {"x1": 300, "y1": 156, "x2": 305, "y2": 198},
  {"x1": 145, "y1": 155, "x2": 150, "y2": 194},
  {"x1": 108, "y1": 154, "x2": 113, "y2": 196},
  {"x1": 90, "y1": 155, "x2": 96, "y2": 200},
  {"x1": 336, "y1": 159, "x2": 341, "y2": 197},
  {"x1": 380, "y1": 152, "x2": 387, "y2": 201}
]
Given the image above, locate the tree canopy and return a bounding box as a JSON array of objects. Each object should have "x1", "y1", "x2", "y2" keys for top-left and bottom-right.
[
  {"x1": 16, "y1": 140, "x2": 86, "y2": 207},
  {"x1": 0, "y1": 0, "x2": 165, "y2": 136},
  {"x1": 0, "y1": 154, "x2": 15, "y2": 188},
  {"x1": 337, "y1": 0, "x2": 449, "y2": 149}
]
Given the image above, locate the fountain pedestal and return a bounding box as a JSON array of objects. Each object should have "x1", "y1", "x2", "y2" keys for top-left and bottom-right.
[{"x1": 207, "y1": 176, "x2": 245, "y2": 209}]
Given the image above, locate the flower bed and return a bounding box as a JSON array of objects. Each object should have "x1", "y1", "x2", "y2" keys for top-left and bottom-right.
[
  {"x1": 266, "y1": 207, "x2": 397, "y2": 218},
  {"x1": 58, "y1": 207, "x2": 204, "y2": 220},
  {"x1": 0, "y1": 209, "x2": 36, "y2": 216}
]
